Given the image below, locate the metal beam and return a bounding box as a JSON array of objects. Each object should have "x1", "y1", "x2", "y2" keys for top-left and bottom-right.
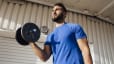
[
  {"x1": 5, "y1": 0, "x2": 26, "y2": 4},
  {"x1": 26, "y1": 0, "x2": 114, "y2": 24},
  {"x1": 26, "y1": 0, "x2": 53, "y2": 6},
  {"x1": 97, "y1": 0, "x2": 114, "y2": 15},
  {"x1": 26, "y1": 0, "x2": 93, "y2": 16}
]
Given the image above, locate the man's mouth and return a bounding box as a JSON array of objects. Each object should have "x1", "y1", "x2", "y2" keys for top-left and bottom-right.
[{"x1": 53, "y1": 15, "x2": 57, "y2": 18}]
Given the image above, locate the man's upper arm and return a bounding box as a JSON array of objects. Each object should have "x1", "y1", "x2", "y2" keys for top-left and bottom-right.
[
  {"x1": 73, "y1": 24, "x2": 87, "y2": 40},
  {"x1": 73, "y1": 24, "x2": 90, "y2": 54},
  {"x1": 44, "y1": 45, "x2": 52, "y2": 59},
  {"x1": 44, "y1": 33, "x2": 53, "y2": 56},
  {"x1": 77, "y1": 38, "x2": 93, "y2": 64},
  {"x1": 77, "y1": 38, "x2": 89, "y2": 51},
  {"x1": 73, "y1": 24, "x2": 92, "y2": 64}
]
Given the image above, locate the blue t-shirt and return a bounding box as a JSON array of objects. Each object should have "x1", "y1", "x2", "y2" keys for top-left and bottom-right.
[{"x1": 45, "y1": 23, "x2": 87, "y2": 64}]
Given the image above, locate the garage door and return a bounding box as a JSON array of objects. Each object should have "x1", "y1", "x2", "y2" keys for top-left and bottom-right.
[{"x1": 0, "y1": 36, "x2": 52, "y2": 64}]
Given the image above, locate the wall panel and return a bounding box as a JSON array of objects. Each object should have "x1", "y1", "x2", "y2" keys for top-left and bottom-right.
[
  {"x1": 107, "y1": 23, "x2": 113, "y2": 64},
  {"x1": 42, "y1": 6, "x2": 48, "y2": 26},
  {"x1": 87, "y1": 17, "x2": 93, "y2": 43},
  {"x1": 23, "y1": 2, "x2": 32, "y2": 23},
  {"x1": 66, "y1": 11, "x2": 70, "y2": 22},
  {"x1": 103, "y1": 22, "x2": 110, "y2": 64},
  {"x1": 73, "y1": 13, "x2": 78, "y2": 24},
  {"x1": 0, "y1": 37, "x2": 37, "y2": 64},
  {"x1": 82, "y1": 15, "x2": 88, "y2": 34},
  {"x1": 93, "y1": 20, "x2": 101, "y2": 64},
  {"x1": 97, "y1": 20, "x2": 104, "y2": 64},
  {"x1": 36, "y1": 4, "x2": 43, "y2": 28},
  {"x1": 90, "y1": 19, "x2": 96, "y2": 64},
  {"x1": 65, "y1": 12, "x2": 69, "y2": 22},
  {"x1": 72, "y1": 12, "x2": 75, "y2": 23},
  {"x1": 110, "y1": 25, "x2": 114, "y2": 63},
  {"x1": 0, "y1": 37, "x2": 52, "y2": 64},
  {"x1": 112, "y1": 25, "x2": 114, "y2": 63},
  {"x1": 16, "y1": 4, "x2": 26, "y2": 29},
  {"x1": 2, "y1": 3, "x2": 14, "y2": 29},
  {"x1": 78, "y1": 14, "x2": 83, "y2": 26},
  {"x1": 0, "y1": 1, "x2": 8, "y2": 28},
  {"x1": 99, "y1": 21, "x2": 105, "y2": 64},
  {"x1": 30, "y1": 4, "x2": 38, "y2": 23},
  {"x1": 47, "y1": 7, "x2": 53, "y2": 33},
  {"x1": 9, "y1": 4, "x2": 20, "y2": 30},
  {"x1": 68, "y1": 12, "x2": 73, "y2": 23},
  {"x1": 0, "y1": 0, "x2": 3, "y2": 10}
]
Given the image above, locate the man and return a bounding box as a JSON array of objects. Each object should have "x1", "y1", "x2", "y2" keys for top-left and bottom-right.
[{"x1": 30, "y1": 3, "x2": 93, "y2": 64}]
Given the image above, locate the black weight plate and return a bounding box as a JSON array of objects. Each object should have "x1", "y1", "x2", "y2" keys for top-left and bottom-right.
[
  {"x1": 15, "y1": 27, "x2": 29, "y2": 46},
  {"x1": 21, "y1": 23, "x2": 40, "y2": 42}
]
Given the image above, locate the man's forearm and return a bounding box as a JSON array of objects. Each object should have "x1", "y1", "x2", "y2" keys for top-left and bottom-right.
[
  {"x1": 82, "y1": 47, "x2": 93, "y2": 64},
  {"x1": 30, "y1": 43, "x2": 48, "y2": 61},
  {"x1": 83, "y1": 53, "x2": 93, "y2": 64}
]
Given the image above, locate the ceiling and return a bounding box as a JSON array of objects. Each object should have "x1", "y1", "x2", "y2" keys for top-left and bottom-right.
[{"x1": 26, "y1": 0, "x2": 114, "y2": 24}]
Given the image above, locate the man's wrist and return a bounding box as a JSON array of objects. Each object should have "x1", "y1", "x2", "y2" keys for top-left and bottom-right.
[{"x1": 29, "y1": 42, "x2": 35, "y2": 45}]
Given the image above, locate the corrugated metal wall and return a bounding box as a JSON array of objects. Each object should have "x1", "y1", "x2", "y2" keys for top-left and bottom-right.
[
  {"x1": 0, "y1": 0, "x2": 114, "y2": 64},
  {"x1": 0, "y1": 37, "x2": 36, "y2": 64},
  {"x1": 0, "y1": 0, "x2": 55, "y2": 33},
  {"x1": 0, "y1": 37, "x2": 53, "y2": 64}
]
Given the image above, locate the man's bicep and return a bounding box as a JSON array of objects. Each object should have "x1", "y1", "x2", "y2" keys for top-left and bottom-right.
[
  {"x1": 74, "y1": 24, "x2": 87, "y2": 40},
  {"x1": 44, "y1": 45, "x2": 52, "y2": 57},
  {"x1": 77, "y1": 38, "x2": 89, "y2": 51}
]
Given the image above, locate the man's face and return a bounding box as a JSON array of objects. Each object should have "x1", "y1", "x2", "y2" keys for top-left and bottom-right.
[{"x1": 52, "y1": 5, "x2": 66, "y2": 23}]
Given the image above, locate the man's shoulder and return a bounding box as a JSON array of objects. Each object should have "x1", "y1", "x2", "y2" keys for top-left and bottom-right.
[
  {"x1": 66, "y1": 22, "x2": 81, "y2": 28},
  {"x1": 47, "y1": 32, "x2": 53, "y2": 36}
]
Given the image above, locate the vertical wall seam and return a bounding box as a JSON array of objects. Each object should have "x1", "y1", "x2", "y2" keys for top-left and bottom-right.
[{"x1": 0, "y1": 1, "x2": 8, "y2": 28}]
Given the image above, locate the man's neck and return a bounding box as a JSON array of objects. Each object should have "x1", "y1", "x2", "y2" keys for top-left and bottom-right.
[{"x1": 55, "y1": 21, "x2": 65, "y2": 27}]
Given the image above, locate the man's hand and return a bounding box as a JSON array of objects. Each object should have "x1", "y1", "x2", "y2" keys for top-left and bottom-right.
[{"x1": 30, "y1": 42, "x2": 52, "y2": 61}]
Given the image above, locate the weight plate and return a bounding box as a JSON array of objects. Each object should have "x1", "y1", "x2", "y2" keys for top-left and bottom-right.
[
  {"x1": 21, "y1": 23, "x2": 40, "y2": 42},
  {"x1": 15, "y1": 27, "x2": 29, "y2": 46}
]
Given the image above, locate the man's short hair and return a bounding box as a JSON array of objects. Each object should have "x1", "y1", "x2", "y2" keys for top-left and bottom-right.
[{"x1": 54, "y1": 3, "x2": 67, "y2": 12}]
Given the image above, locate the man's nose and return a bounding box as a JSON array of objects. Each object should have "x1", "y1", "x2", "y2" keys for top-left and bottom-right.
[
  {"x1": 53, "y1": 11, "x2": 56, "y2": 15},
  {"x1": 52, "y1": 10, "x2": 56, "y2": 14}
]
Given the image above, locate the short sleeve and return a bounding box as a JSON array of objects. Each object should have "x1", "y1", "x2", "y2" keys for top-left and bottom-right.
[
  {"x1": 44, "y1": 33, "x2": 52, "y2": 45},
  {"x1": 74, "y1": 24, "x2": 87, "y2": 39}
]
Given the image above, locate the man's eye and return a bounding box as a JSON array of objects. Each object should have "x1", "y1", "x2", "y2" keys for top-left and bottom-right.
[
  {"x1": 52, "y1": 8, "x2": 62, "y2": 12},
  {"x1": 56, "y1": 8, "x2": 62, "y2": 10}
]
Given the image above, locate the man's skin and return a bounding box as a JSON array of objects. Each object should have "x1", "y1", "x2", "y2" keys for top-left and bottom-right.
[{"x1": 30, "y1": 5, "x2": 93, "y2": 64}]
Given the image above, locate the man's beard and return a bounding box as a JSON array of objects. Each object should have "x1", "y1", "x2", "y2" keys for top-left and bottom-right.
[{"x1": 52, "y1": 13, "x2": 64, "y2": 23}]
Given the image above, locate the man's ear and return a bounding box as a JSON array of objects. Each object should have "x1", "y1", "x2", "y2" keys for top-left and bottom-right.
[{"x1": 63, "y1": 12, "x2": 67, "y2": 18}]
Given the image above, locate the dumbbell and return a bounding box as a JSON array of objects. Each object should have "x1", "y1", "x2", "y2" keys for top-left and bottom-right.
[{"x1": 15, "y1": 23, "x2": 41, "y2": 46}]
